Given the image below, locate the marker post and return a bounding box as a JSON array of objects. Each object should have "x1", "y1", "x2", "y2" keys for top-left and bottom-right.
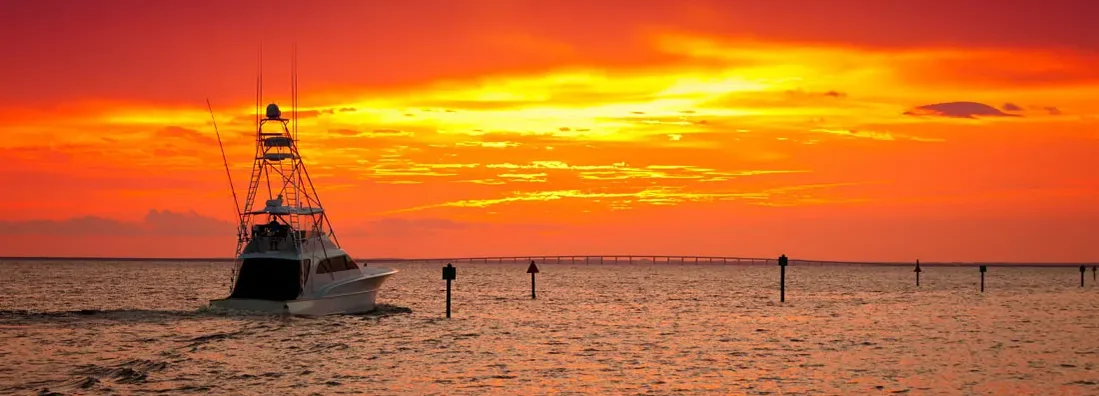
[
  {"x1": 979, "y1": 265, "x2": 987, "y2": 293},
  {"x1": 778, "y1": 255, "x2": 788, "y2": 302},
  {"x1": 442, "y1": 263, "x2": 456, "y2": 318},
  {"x1": 527, "y1": 261, "x2": 540, "y2": 299},
  {"x1": 914, "y1": 260, "x2": 922, "y2": 287}
]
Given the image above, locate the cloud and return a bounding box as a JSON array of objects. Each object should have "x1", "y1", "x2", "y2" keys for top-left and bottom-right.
[
  {"x1": 363, "y1": 153, "x2": 754, "y2": 184},
  {"x1": 808, "y1": 128, "x2": 944, "y2": 143},
  {"x1": 786, "y1": 89, "x2": 846, "y2": 99},
  {"x1": 497, "y1": 172, "x2": 548, "y2": 182},
  {"x1": 329, "y1": 128, "x2": 415, "y2": 138},
  {"x1": 291, "y1": 109, "x2": 334, "y2": 119},
  {"x1": 228, "y1": 108, "x2": 341, "y2": 123},
  {"x1": 479, "y1": 161, "x2": 808, "y2": 183},
  {"x1": 342, "y1": 217, "x2": 558, "y2": 238},
  {"x1": 342, "y1": 217, "x2": 469, "y2": 237},
  {"x1": 929, "y1": 103, "x2": 1062, "y2": 118},
  {"x1": 903, "y1": 102, "x2": 1021, "y2": 119},
  {"x1": 366, "y1": 159, "x2": 480, "y2": 178},
  {"x1": 456, "y1": 141, "x2": 521, "y2": 148},
  {"x1": 156, "y1": 126, "x2": 216, "y2": 145},
  {"x1": 384, "y1": 182, "x2": 869, "y2": 214},
  {"x1": 0, "y1": 210, "x2": 234, "y2": 236}
]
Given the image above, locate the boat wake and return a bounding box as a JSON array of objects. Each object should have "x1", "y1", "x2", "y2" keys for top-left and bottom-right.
[
  {"x1": 1, "y1": 305, "x2": 413, "y2": 395},
  {"x1": 345, "y1": 304, "x2": 413, "y2": 319},
  {"x1": 18, "y1": 358, "x2": 172, "y2": 395},
  {"x1": 0, "y1": 309, "x2": 210, "y2": 324}
]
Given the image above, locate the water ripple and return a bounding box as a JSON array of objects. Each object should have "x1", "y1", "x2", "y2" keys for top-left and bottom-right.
[{"x1": 0, "y1": 260, "x2": 1097, "y2": 395}]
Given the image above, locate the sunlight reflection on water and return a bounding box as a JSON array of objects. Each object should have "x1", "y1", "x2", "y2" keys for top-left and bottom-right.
[{"x1": 0, "y1": 260, "x2": 1097, "y2": 395}]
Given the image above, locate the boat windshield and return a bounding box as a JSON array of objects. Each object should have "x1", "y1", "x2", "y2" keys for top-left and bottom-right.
[{"x1": 256, "y1": 219, "x2": 290, "y2": 238}]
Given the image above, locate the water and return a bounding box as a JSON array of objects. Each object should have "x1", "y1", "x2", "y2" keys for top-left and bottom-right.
[{"x1": 1, "y1": 260, "x2": 1097, "y2": 395}]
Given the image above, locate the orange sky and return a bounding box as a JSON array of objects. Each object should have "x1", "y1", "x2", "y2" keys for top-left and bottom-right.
[{"x1": 2, "y1": 0, "x2": 1098, "y2": 261}]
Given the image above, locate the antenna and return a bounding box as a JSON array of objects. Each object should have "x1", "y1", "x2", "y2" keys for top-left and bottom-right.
[
  {"x1": 206, "y1": 98, "x2": 242, "y2": 220},
  {"x1": 292, "y1": 42, "x2": 298, "y2": 141},
  {"x1": 258, "y1": 44, "x2": 263, "y2": 127},
  {"x1": 255, "y1": 46, "x2": 261, "y2": 131}
]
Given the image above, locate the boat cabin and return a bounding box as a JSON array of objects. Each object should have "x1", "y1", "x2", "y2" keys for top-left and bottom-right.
[{"x1": 230, "y1": 239, "x2": 363, "y2": 301}]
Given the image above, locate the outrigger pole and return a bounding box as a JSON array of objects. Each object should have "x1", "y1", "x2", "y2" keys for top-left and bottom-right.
[{"x1": 206, "y1": 99, "x2": 242, "y2": 221}]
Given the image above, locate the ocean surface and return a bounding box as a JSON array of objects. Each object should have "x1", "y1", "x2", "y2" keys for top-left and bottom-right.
[{"x1": 1, "y1": 259, "x2": 1097, "y2": 395}]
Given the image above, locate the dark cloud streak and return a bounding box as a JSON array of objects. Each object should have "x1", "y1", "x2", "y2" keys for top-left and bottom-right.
[
  {"x1": 903, "y1": 102, "x2": 1021, "y2": 119},
  {"x1": 0, "y1": 210, "x2": 234, "y2": 236}
]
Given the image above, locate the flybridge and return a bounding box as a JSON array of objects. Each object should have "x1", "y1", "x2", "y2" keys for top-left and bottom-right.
[{"x1": 264, "y1": 136, "x2": 293, "y2": 147}]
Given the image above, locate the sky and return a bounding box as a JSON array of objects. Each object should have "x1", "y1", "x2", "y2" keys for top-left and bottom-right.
[{"x1": 1, "y1": 0, "x2": 1098, "y2": 262}]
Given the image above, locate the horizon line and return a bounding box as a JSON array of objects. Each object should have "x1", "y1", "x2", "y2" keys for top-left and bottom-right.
[{"x1": 0, "y1": 255, "x2": 1095, "y2": 267}]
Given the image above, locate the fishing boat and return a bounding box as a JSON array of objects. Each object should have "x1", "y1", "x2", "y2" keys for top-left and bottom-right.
[{"x1": 209, "y1": 52, "x2": 397, "y2": 315}]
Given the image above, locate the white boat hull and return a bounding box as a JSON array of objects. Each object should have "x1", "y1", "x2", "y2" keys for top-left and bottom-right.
[{"x1": 210, "y1": 268, "x2": 397, "y2": 316}]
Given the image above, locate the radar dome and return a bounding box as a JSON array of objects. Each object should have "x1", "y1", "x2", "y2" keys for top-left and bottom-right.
[{"x1": 265, "y1": 103, "x2": 282, "y2": 119}]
